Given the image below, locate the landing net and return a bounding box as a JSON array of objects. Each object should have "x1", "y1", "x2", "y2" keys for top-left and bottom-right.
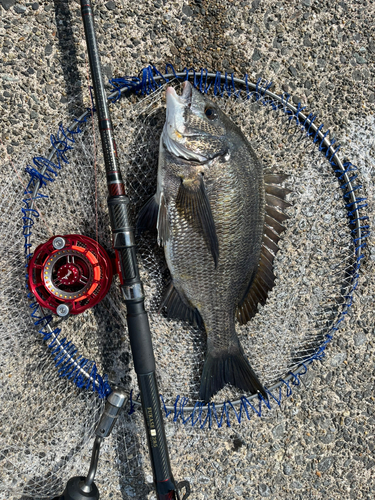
[{"x1": 0, "y1": 66, "x2": 369, "y2": 498}]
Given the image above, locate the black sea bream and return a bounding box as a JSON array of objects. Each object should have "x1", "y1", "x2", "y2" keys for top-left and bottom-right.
[{"x1": 138, "y1": 81, "x2": 289, "y2": 402}]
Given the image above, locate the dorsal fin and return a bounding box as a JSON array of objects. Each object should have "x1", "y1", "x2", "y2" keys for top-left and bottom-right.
[
  {"x1": 236, "y1": 174, "x2": 290, "y2": 324},
  {"x1": 264, "y1": 173, "x2": 289, "y2": 184}
]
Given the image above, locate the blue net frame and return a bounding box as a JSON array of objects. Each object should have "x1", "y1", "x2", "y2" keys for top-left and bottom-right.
[{"x1": 22, "y1": 64, "x2": 370, "y2": 428}]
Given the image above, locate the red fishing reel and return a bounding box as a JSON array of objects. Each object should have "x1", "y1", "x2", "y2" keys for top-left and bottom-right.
[{"x1": 28, "y1": 234, "x2": 114, "y2": 317}]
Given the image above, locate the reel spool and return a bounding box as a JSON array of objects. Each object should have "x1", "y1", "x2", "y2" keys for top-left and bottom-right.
[{"x1": 28, "y1": 234, "x2": 114, "y2": 317}]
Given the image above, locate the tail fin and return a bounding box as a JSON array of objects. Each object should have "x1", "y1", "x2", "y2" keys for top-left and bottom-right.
[{"x1": 199, "y1": 348, "x2": 267, "y2": 403}]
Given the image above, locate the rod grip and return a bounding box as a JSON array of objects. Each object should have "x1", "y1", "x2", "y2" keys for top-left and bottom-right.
[
  {"x1": 107, "y1": 196, "x2": 156, "y2": 374},
  {"x1": 138, "y1": 373, "x2": 179, "y2": 498},
  {"x1": 108, "y1": 195, "x2": 138, "y2": 281},
  {"x1": 127, "y1": 302, "x2": 156, "y2": 374}
]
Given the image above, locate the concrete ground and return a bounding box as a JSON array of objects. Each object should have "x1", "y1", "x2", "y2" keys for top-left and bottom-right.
[{"x1": 0, "y1": 0, "x2": 374, "y2": 499}]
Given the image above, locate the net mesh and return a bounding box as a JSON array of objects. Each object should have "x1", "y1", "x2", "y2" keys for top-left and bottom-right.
[{"x1": 0, "y1": 72, "x2": 368, "y2": 498}]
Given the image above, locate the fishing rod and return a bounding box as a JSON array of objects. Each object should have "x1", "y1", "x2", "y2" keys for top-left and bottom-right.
[{"x1": 55, "y1": 1, "x2": 182, "y2": 499}]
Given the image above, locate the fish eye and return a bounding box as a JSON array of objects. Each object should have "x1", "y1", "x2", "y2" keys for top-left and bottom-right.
[{"x1": 204, "y1": 107, "x2": 217, "y2": 120}]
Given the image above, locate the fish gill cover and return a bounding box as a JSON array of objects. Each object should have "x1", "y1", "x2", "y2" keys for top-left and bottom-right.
[{"x1": 0, "y1": 65, "x2": 369, "y2": 498}]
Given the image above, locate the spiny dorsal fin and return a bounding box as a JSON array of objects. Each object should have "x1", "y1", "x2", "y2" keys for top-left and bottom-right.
[
  {"x1": 265, "y1": 206, "x2": 289, "y2": 224},
  {"x1": 265, "y1": 214, "x2": 287, "y2": 236},
  {"x1": 264, "y1": 173, "x2": 289, "y2": 184},
  {"x1": 265, "y1": 193, "x2": 291, "y2": 211},
  {"x1": 236, "y1": 173, "x2": 290, "y2": 324},
  {"x1": 264, "y1": 184, "x2": 291, "y2": 199},
  {"x1": 263, "y1": 234, "x2": 279, "y2": 254}
]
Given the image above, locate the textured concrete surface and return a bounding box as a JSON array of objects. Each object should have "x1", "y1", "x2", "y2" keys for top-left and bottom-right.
[{"x1": 1, "y1": 1, "x2": 374, "y2": 499}]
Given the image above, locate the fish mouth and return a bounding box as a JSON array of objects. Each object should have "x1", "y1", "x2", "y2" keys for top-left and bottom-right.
[
  {"x1": 181, "y1": 80, "x2": 193, "y2": 102},
  {"x1": 165, "y1": 81, "x2": 192, "y2": 136},
  {"x1": 163, "y1": 81, "x2": 207, "y2": 162},
  {"x1": 166, "y1": 80, "x2": 192, "y2": 108}
]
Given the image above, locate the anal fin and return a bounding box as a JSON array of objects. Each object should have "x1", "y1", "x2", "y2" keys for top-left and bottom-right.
[{"x1": 159, "y1": 282, "x2": 203, "y2": 328}]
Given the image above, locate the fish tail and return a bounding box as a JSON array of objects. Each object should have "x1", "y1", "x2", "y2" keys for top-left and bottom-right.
[{"x1": 199, "y1": 347, "x2": 267, "y2": 403}]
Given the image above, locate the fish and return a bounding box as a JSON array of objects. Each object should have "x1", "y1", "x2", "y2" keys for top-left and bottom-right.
[{"x1": 138, "y1": 81, "x2": 290, "y2": 402}]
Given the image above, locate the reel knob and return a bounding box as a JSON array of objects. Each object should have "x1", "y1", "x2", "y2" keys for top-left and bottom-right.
[{"x1": 28, "y1": 234, "x2": 113, "y2": 316}]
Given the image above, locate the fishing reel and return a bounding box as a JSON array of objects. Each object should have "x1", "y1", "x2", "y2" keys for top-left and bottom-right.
[{"x1": 28, "y1": 234, "x2": 114, "y2": 318}]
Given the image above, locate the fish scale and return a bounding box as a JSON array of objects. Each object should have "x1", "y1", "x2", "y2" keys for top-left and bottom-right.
[{"x1": 138, "y1": 82, "x2": 289, "y2": 402}]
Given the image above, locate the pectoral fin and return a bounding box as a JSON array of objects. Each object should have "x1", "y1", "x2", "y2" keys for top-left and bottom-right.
[{"x1": 175, "y1": 174, "x2": 219, "y2": 267}]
